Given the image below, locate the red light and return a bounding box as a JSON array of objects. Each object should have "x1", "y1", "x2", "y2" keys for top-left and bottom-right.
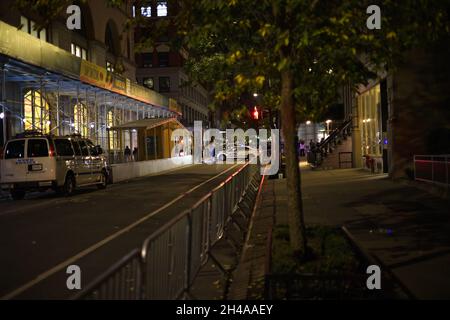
[
  {"x1": 49, "y1": 141, "x2": 55, "y2": 157},
  {"x1": 253, "y1": 107, "x2": 259, "y2": 120}
]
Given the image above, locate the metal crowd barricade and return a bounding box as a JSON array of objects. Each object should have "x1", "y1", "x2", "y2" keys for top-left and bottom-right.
[
  {"x1": 414, "y1": 155, "x2": 450, "y2": 186},
  {"x1": 141, "y1": 212, "x2": 189, "y2": 300},
  {"x1": 74, "y1": 163, "x2": 260, "y2": 300},
  {"x1": 72, "y1": 249, "x2": 142, "y2": 300}
]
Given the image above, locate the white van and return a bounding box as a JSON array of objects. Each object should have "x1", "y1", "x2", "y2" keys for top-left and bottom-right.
[{"x1": 0, "y1": 132, "x2": 109, "y2": 200}]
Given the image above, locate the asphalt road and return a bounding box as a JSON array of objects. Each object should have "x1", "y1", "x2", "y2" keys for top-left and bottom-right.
[{"x1": 0, "y1": 163, "x2": 243, "y2": 300}]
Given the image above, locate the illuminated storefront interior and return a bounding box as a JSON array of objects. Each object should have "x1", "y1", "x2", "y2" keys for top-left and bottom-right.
[{"x1": 358, "y1": 84, "x2": 382, "y2": 158}]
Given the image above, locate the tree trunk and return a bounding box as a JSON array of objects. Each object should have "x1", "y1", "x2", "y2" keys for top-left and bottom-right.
[{"x1": 279, "y1": 69, "x2": 307, "y2": 255}]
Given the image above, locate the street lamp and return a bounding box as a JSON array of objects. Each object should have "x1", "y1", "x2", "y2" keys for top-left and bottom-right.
[
  {"x1": 326, "y1": 119, "x2": 332, "y2": 136},
  {"x1": 306, "y1": 120, "x2": 311, "y2": 125}
]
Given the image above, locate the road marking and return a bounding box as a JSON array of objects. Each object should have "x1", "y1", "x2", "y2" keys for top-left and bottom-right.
[{"x1": 1, "y1": 164, "x2": 241, "y2": 300}]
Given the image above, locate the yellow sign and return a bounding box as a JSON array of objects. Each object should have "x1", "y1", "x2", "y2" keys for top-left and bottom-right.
[
  {"x1": 80, "y1": 60, "x2": 108, "y2": 88},
  {"x1": 169, "y1": 98, "x2": 181, "y2": 114}
]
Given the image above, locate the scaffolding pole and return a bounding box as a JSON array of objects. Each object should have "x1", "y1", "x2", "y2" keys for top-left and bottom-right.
[
  {"x1": 56, "y1": 80, "x2": 61, "y2": 136},
  {"x1": 1, "y1": 66, "x2": 6, "y2": 145}
]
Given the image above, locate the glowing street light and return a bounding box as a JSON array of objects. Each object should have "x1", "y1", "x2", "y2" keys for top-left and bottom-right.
[
  {"x1": 325, "y1": 120, "x2": 332, "y2": 135},
  {"x1": 0, "y1": 112, "x2": 4, "y2": 119},
  {"x1": 306, "y1": 120, "x2": 312, "y2": 125}
]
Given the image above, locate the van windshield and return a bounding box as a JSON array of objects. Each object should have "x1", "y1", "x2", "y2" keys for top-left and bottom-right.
[
  {"x1": 27, "y1": 139, "x2": 49, "y2": 158},
  {"x1": 5, "y1": 140, "x2": 25, "y2": 159}
]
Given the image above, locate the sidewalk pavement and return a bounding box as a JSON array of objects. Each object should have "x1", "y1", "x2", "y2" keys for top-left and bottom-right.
[
  {"x1": 277, "y1": 163, "x2": 450, "y2": 299},
  {"x1": 228, "y1": 177, "x2": 277, "y2": 299},
  {"x1": 228, "y1": 162, "x2": 449, "y2": 300}
]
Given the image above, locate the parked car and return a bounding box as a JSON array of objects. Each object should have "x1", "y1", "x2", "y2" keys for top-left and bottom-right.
[
  {"x1": 0, "y1": 131, "x2": 109, "y2": 200},
  {"x1": 216, "y1": 145, "x2": 259, "y2": 162}
]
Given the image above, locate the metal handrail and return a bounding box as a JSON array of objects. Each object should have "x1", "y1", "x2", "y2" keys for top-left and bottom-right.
[{"x1": 414, "y1": 154, "x2": 449, "y2": 186}]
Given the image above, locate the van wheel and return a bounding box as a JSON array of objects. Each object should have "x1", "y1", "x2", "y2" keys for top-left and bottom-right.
[
  {"x1": 97, "y1": 170, "x2": 108, "y2": 190},
  {"x1": 63, "y1": 174, "x2": 76, "y2": 196},
  {"x1": 220, "y1": 154, "x2": 226, "y2": 162},
  {"x1": 11, "y1": 190, "x2": 25, "y2": 200}
]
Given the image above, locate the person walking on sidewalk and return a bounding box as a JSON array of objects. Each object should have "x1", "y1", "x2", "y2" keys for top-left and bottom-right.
[{"x1": 124, "y1": 146, "x2": 131, "y2": 162}]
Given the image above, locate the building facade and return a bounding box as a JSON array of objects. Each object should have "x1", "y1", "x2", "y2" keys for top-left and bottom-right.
[
  {"x1": 133, "y1": 0, "x2": 211, "y2": 130},
  {"x1": 349, "y1": 44, "x2": 450, "y2": 178},
  {"x1": 0, "y1": 0, "x2": 179, "y2": 162}
]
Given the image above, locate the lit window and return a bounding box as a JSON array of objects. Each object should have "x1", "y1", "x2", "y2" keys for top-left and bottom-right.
[
  {"x1": 141, "y1": 6, "x2": 152, "y2": 17},
  {"x1": 24, "y1": 90, "x2": 50, "y2": 134},
  {"x1": 71, "y1": 43, "x2": 87, "y2": 60},
  {"x1": 107, "y1": 110, "x2": 118, "y2": 150},
  {"x1": 157, "y1": 1, "x2": 168, "y2": 17},
  {"x1": 106, "y1": 61, "x2": 115, "y2": 73},
  {"x1": 74, "y1": 103, "x2": 88, "y2": 137},
  {"x1": 143, "y1": 77, "x2": 154, "y2": 90}
]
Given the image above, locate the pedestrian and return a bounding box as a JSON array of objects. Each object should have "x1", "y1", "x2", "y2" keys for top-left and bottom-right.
[
  {"x1": 124, "y1": 146, "x2": 131, "y2": 162},
  {"x1": 178, "y1": 137, "x2": 185, "y2": 157},
  {"x1": 299, "y1": 140, "x2": 306, "y2": 157},
  {"x1": 309, "y1": 139, "x2": 315, "y2": 151},
  {"x1": 133, "y1": 147, "x2": 138, "y2": 161},
  {"x1": 204, "y1": 137, "x2": 216, "y2": 164}
]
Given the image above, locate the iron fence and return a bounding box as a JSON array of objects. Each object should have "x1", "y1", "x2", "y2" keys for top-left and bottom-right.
[
  {"x1": 414, "y1": 155, "x2": 450, "y2": 186},
  {"x1": 74, "y1": 163, "x2": 260, "y2": 300}
]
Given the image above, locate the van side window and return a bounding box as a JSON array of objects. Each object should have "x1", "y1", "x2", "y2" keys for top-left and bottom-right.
[
  {"x1": 86, "y1": 140, "x2": 98, "y2": 156},
  {"x1": 27, "y1": 139, "x2": 49, "y2": 158},
  {"x1": 5, "y1": 140, "x2": 25, "y2": 159},
  {"x1": 78, "y1": 140, "x2": 90, "y2": 156},
  {"x1": 54, "y1": 139, "x2": 74, "y2": 156},
  {"x1": 72, "y1": 140, "x2": 82, "y2": 156}
]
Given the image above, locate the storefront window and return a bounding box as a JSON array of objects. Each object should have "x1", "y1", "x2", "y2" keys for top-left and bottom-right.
[
  {"x1": 24, "y1": 90, "x2": 50, "y2": 134},
  {"x1": 107, "y1": 110, "x2": 118, "y2": 150},
  {"x1": 74, "y1": 103, "x2": 88, "y2": 137},
  {"x1": 358, "y1": 84, "x2": 381, "y2": 157}
]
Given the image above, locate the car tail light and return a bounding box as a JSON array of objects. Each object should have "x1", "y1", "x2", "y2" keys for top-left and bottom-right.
[{"x1": 49, "y1": 141, "x2": 55, "y2": 157}]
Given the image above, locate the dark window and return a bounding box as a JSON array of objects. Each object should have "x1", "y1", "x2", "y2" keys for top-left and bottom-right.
[
  {"x1": 143, "y1": 77, "x2": 154, "y2": 89},
  {"x1": 86, "y1": 140, "x2": 98, "y2": 156},
  {"x1": 146, "y1": 136, "x2": 158, "y2": 158},
  {"x1": 78, "y1": 140, "x2": 90, "y2": 156},
  {"x1": 158, "y1": 52, "x2": 169, "y2": 67},
  {"x1": 54, "y1": 139, "x2": 74, "y2": 157},
  {"x1": 159, "y1": 77, "x2": 170, "y2": 93},
  {"x1": 142, "y1": 53, "x2": 153, "y2": 68},
  {"x1": 72, "y1": 141, "x2": 82, "y2": 156},
  {"x1": 5, "y1": 140, "x2": 25, "y2": 159},
  {"x1": 27, "y1": 139, "x2": 49, "y2": 158},
  {"x1": 105, "y1": 23, "x2": 116, "y2": 55}
]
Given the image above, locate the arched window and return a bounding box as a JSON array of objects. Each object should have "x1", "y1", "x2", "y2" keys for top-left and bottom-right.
[
  {"x1": 107, "y1": 110, "x2": 118, "y2": 150},
  {"x1": 105, "y1": 20, "x2": 120, "y2": 56},
  {"x1": 24, "y1": 90, "x2": 50, "y2": 133},
  {"x1": 74, "y1": 103, "x2": 88, "y2": 137}
]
